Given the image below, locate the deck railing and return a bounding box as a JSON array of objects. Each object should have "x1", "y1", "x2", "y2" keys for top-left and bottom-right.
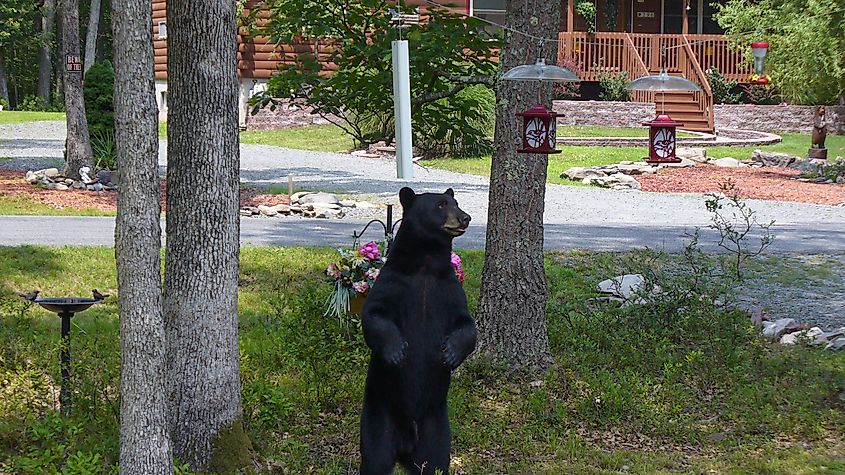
[
  {"x1": 558, "y1": 32, "x2": 750, "y2": 83},
  {"x1": 678, "y1": 39, "x2": 715, "y2": 131}
]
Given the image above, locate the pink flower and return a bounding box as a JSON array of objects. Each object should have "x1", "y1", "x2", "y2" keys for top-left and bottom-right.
[
  {"x1": 450, "y1": 252, "x2": 465, "y2": 284},
  {"x1": 326, "y1": 263, "x2": 341, "y2": 279},
  {"x1": 352, "y1": 281, "x2": 369, "y2": 294},
  {"x1": 366, "y1": 268, "x2": 381, "y2": 280},
  {"x1": 358, "y1": 241, "x2": 382, "y2": 261}
]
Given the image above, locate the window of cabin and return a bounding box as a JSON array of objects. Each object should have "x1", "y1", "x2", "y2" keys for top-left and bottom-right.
[{"x1": 158, "y1": 22, "x2": 167, "y2": 39}]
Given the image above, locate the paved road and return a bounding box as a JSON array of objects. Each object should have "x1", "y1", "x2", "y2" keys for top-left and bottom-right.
[{"x1": 2, "y1": 121, "x2": 845, "y2": 252}]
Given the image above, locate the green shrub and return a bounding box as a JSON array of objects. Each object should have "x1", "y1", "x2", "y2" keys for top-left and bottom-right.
[
  {"x1": 83, "y1": 61, "x2": 116, "y2": 169},
  {"x1": 598, "y1": 71, "x2": 630, "y2": 101},
  {"x1": 413, "y1": 85, "x2": 495, "y2": 159},
  {"x1": 706, "y1": 67, "x2": 742, "y2": 104},
  {"x1": 575, "y1": 0, "x2": 597, "y2": 33}
]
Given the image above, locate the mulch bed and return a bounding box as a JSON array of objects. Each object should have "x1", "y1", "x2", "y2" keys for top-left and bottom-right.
[
  {"x1": 637, "y1": 164, "x2": 845, "y2": 206},
  {"x1": 0, "y1": 171, "x2": 289, "y2": 213}
]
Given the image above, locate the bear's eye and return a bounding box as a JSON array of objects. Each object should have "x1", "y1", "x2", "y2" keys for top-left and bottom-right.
[{"x1": 437, "y1": 201, "x2": 446, "y2": 209}]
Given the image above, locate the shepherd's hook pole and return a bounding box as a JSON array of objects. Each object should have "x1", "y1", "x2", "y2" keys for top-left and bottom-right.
[{"x1": 392, "y1": 39, "x2": 414, "y2": 179}]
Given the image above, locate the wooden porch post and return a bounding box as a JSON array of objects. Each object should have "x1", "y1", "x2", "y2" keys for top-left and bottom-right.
[
  {"x1": 565, "y1": 0, "x2": 574, "y2": 54},
  {"x1": 682, "y1": 0, "x2": 689, "y2": 35}
]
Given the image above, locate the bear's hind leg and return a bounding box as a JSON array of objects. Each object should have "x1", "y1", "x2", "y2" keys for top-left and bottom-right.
[
  {"x1": 361, "y1": 399, "x2": 400, "y2": 475},
  {"x1": 400, "y1": 407, "x2": 451, "y2": 475}
]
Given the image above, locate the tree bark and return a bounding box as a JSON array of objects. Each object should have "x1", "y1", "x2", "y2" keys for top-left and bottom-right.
[
  {"x1": 38, "y1": 0, "x2": 56, "y2": 103},
  {"x1": 61, "y1": 0, "x2": 93, "y2": 179},
  {"x1": 164, "y1": 0, "x2": 251, "y2": 471},
  {"x1": 0, "y1": 49, "x2": 9, "y2": 107},
  {"x1": 83, "y1": 0, "x2": 100, "y2": 73},
  {"x1": 475, "y1": 0, "x2": 561, "y2": 373},
  {"x1": 112, "y1": 0, "x2": 173, "y2": 472}
]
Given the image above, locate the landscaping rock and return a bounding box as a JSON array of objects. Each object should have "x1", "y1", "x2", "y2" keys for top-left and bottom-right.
[
  {"x1": 562, "y1": 167, "x2": 607, "y2": 181},
  {"x1": 299, "y1": 192, "x2": 340, "y2": 206},
  {"x1": 761, "y1": 318, "x2": 800, "y2": 339},
  {"x1": 339, "y1": 200, "x2": 357, "y2": 208},
  {"x1": 270, "y1": 204, "x2": 291, "y2": 214},
  {"x1": 71, "y1": 181, "x2": 86, "y2": 190},
  {"x1": 751, "y1": 150, "x2": 798, "y2": 168},
  {"x1": 315, "y1": 208, "x2": 343, "y2": 219},
  {"x1": 257, "y1": 205, "x2": 278, "y2": 217},
  {"x1": 356, "y1": 201, "x2": 377, "y2": 209},
  {"x1": 25, "y1": 170, "x2": 38, "y2": 184},
  {"x1": 712, "y1": 157, "x2": 745, "y2": 168},
  {"x1": 598, "y1": 274, "x2": 645, "y2": 300},
  {"x1": 41, "y1": 167, "x2": 60, "y2": 178},
  {"x1": 826, "y1": 337, "x2": 845, "y2": 351},
  {"x1": 659, "y1": 158, "x2": 696, "y2": 168},
  {"x1": 676, "y1": 147, "x2": 707, "y2": 163},
  {"x1": 86, "y1": 183, "x2": 104, "y2": 192},
  {"x1": 240, "y1": 209, "x2": 253, "y2": 216},
  {"x1": 54, "y1": 183, "x2": 68, "y2": 191},
  {"x1": 588, "y1": 173, "x2": 641, "y2": 190},
  {"x1": 289, "y1": 191, "x2": 311, "y2": 204},
  {"x1": 780, "y1": 327, "x2": 824, "y2": 346}
]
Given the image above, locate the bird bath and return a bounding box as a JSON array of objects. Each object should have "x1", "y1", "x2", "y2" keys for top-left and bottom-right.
[{"x1": 25, "y1": 295, "x2": 103, "y2": 414}]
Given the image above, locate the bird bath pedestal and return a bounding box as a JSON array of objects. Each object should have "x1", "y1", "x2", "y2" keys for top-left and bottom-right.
[{"x1": 30, "y1": 296, "x2": 102, "y2": 414}]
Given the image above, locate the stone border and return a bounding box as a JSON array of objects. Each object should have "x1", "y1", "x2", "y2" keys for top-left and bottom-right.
[{"x1": 556, "y1": 128, "x2": 782, "y2": 147}]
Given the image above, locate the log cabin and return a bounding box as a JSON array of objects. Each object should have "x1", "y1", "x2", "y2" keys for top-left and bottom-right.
[{"x1": 152, "y1": 0, "x2": 751, "y2": 132}]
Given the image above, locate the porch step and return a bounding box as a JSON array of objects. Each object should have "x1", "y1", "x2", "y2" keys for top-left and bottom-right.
[{"x1": 655, "y1": 89, "x2": 712, "y2": 133}]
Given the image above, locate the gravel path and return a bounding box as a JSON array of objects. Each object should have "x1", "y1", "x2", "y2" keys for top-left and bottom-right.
[{"x1": 2, "y1": 120, "x2": 845, "y2": 329}]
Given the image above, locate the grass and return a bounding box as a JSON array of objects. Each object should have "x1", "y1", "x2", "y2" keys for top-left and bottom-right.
[
  {"x1": 240, "y1": 125, "x2": 356, "y2": 153},
  {"x1": 0, "y1": 111, "x2": 65, "y2": 124},
  {"x1": 556, "y1": 125, "x2": 696, "y2": 138},
  {"x1": 0, "y1": 194, "x2": 112, "y2": 216},
  {"x1": 1, "y1": 245, "x2": 844, "y2": 474}
]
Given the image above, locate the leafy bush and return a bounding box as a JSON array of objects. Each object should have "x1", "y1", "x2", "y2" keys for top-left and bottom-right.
[
  {"x1": 741, "y1": 83, "x2": 782, "y2": 105},
  {"x1": 553, "y1": 56, "x2": 583, "y2": 100},
  {"x1": 706, "y1": 67, "x2": 742, "y2": 104},
  {"x1": 413, "y1": 85, "x2": 495, "y2": 159},
  {"x1": 84, "y1": 61, "x2": 116, "y2": 169},
  {"x1": 598, "y1": 71, "x2": 630, "y2": 101},
  {"x1": 15, "y1": 95, "x2": 64, "y2": 112},
  {"x1": 250, "y1": 0, "x2": 499, "y2": 159},
  {"x1": 575, "y1": 0, "x2": 597, "y2": 33}
]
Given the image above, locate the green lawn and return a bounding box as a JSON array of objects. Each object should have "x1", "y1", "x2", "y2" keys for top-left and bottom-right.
[
  {"x1": 0, "y1": 194, "x2": 112, "y2": 216},
  {"x1": 556, "y1": 125, "x2": 696, "y2": 138},
  {"x1": 240, "y1": 125, "x2": 356, "y2": 153},
  {"x1": 0, "y1": 111, "x2": 65, "y2": 124},
  {"x1": 2, "y1": 245, "x2": 844, "y2": 474}
]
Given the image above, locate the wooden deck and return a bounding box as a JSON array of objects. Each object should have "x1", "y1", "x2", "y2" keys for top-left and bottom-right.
[{"x1": 558, "y1": 32, "x2": 749, "y2": 132}]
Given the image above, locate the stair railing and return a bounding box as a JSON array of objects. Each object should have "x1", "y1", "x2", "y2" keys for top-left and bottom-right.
[
  {"x1": 679, "y1": 36, "x2": 714, "y2": 132},
  {"x1": 624, "y1": 33, "x2": 652, "y2": 104}
]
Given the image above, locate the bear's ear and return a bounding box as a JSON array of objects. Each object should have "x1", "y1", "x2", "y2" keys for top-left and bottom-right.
[
  {"x1": 444, "y1": 188, "x2": 454, "y2": 197},
  {"x1": 399, "y1": 187, "x2": 416, "y2": 209}
]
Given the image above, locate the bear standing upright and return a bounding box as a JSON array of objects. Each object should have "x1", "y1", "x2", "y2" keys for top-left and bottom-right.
[{"x1": 360, "y1": 187, "x2": 476, "y2": 475}]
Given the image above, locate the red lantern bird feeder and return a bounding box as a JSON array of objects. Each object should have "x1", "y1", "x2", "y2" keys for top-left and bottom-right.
[
  {"x1": 517, "y1": 104, "x2": 561, "y2": 155},
  {"x1": 643, "y1": 114, "x2": 683, "y2": 164}
]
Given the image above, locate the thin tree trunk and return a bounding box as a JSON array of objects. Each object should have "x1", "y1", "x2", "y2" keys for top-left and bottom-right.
[
  {"x1": 83, "y1": 0, "x2": 101, "y2": 73},
  {"x1": 0, "y1": 49, "x2": 9, "y2": 107},
  {"x1": 61, "y1": 0, "x2": 93, "y2": 179},
  {"x1": 54, "y1": 9, "x2": 64, "y2": 103},
  {"x1": 164, "y1": 0, "x2": 251, "y2": 471},
  {"x1": 112, "y1": 0, "x2": 173, "y2": 471},
  {"x1": 10, "y1": 46, "x2": 19, "y2": 107},
  {"x1": 475, "y1": 0, "x2": 561, "y2": 373},
  {"x1": 38, "y1": 0, "x2": 56, "y2": 104}
]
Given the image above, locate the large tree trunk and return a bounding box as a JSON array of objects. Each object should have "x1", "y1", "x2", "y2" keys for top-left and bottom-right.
[
  {"x1": 0, "y1": 49, "x2": 9, "y2": 107},
  {"x1": 164, "y1": 0, "x2": 251, "y2": 471},
  {"x1": 475, "y1": 0, "x2": 561, "y2": 372},
  {"x1": 83, "y1": 0, "x2": 100, "y2": 73},
  {"x1": 61, "y1": 0, "x2": 93, "y2": 180},
  {"x1": 38, "y1": 0, "x2": 56, "y2": 104},
  {"x1": 112, "y1": 0, "x2": 173, "y2": 472}
]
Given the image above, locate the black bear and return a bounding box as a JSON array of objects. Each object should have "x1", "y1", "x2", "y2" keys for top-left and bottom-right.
[{"x1": 360, "y1": 187, "x2": 476, "y2": 475}]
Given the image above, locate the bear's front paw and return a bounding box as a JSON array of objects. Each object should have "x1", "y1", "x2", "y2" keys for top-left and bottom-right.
[
  {"x1": 442, "y1": 336, "x2": 462, "y2": 369},
  {"x1": 383, "y1": 340, "x2": 408, "y2": 366}
]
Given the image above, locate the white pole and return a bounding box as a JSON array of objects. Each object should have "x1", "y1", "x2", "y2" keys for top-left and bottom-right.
[{"x1": 392, "y1": 40, "x2": 413, "y2": 179}]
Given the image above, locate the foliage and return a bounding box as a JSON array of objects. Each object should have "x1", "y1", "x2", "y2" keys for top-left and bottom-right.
[
  {"x1": 598, "y1": 71, "x2": 629, "y2": 101},
  {"x1": 83, "y1": 61, "x2": 115, "y2": 169},
  {"x1": 741, "y1": 82, "x2": 782, "y2": 104},
  {"x1": 706, "y1": 67, "x2": 742, "y2": 104},
  {"x1": 575, "y1": 0, "x2": 597, "y2": 34},
  {"x1": 412, "y1": 85, "x2": 495, "y2": 158},
  {"x1": 553, "y1": 56, "x2": 583, "y2": 100},
  {"x1": 250, "y1": 0, "x2": 499, "y2": 158},
  {"x1": 704, "y1": 180, "x2": 774, "y2": 281},
  {"x1": 715, "y1": 0, "x2": 845, "y2": 104},
  {"x1": 15, "y1": 95, "x2": 64, "y2": 112}
]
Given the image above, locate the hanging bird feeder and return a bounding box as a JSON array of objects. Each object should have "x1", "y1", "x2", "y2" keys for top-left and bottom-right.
[
  {"x1": 627, "y1": 69, "x2": 701, "y2": 165},
  {"x1": 750, "y1": 40, "x2": 770, "y2": 84},
  {"x1": 502, "y1": 56, "x2": 580, "y2": 154}
]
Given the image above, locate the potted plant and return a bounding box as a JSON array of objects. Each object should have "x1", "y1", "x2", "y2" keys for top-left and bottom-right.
[{"x1": 325, "y1": 241, "x2": 465, "y2": 320}]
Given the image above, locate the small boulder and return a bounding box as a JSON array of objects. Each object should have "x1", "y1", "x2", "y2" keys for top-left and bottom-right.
[
  {"x1": 826, "y1": 337, "x2": 845, "y2": 351},
  {"x1": 299, "y1": 192, "x2": 340, "y2": 206},
  {"x1": 597, "y1": 274, "x2": 658, "y2": 302},
  {"x1": 270, "y1": 204, "x2": 291, "y2": 214},
  {"x1": 257, "y1": 205, "x2": 278, "y2": 217},
  {"x1": 289, "y1": 191, "x2": 312, "y2": 204},
  {"x1": 25, "y1": 171, "x2": 38, "y2": 184},
  {"x1": 751, "y1": 150, "x2": 798, "y2": 168},
  {"x1": 676, "y1": 147, "x2": 707, "y2": 163},
  {"x1": 562, "y1": 167, "x2": 607, "y2": 181},
  {"x1": 761, "y1": 318, "x2": 798, "y2": 339},
  {"x1": 356, "y1": 201, "x2": 377, "y2": 209},
  {"x1": 54, "y1": 183, "x2": 69, "y2": 191},
  {"x1": 659, "y1": 158, "x2": 696, "y2": 168},
  {"x1": 339, "y1": 200, "x2": 357, "y2": 208},
  {"x1": 712, "y1": 157, "x2": 745, "y2": 168},
  {"x1": 40, "y1": 168, "x2": 60, "y2": 178}
]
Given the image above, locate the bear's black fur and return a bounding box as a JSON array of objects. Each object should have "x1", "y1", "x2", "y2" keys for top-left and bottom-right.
[{"x1": 359, "y1": 187, "x2": 476, "y2": 475}]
